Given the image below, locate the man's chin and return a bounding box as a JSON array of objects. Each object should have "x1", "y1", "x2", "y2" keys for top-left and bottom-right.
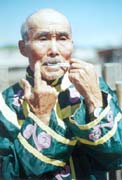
[{"x1": 42, "y1": 72, "x2": 64, "y2": 81}]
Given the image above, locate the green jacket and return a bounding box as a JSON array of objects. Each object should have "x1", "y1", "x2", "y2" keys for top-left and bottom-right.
[{"x1": 0, "y1": 67, "x2": 122, "y2": 180}]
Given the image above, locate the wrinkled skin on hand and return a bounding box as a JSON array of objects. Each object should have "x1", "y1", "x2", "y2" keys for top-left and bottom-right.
[
  {"x1": 21, "y1": 61, "x2": 58, "y2": 125},
  {"x1": 68, "y1": 58, "x2": 103, "y2": 113}
]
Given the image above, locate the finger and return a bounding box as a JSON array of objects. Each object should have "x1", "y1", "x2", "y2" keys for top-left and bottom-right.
[
  {"x1": 70, "y1": 63, "x2": 82, "y2": 69},
  {"x1": 21, "y1": 79, "x2": 32, "y2": 99},
  {"x1": 34, "y1": 61, "x2": 42, "y2": 92},
  {"x1": 70, "y1": 58, "x2": 94, "y2": 72},
  {"x1": 70, "y1": 58, "x2": 81, "y2": 64},
  {"x1": 69, "y1": 58, "x2": 82, "y2": 69},
  {"x1": 70, "y1": 58, "x2": 90, "y2": 66}
]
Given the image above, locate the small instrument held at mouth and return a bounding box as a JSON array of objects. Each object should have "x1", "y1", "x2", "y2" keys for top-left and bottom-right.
[{"x1": 47, "y1": 62, "x2": 70, "y2": 68}]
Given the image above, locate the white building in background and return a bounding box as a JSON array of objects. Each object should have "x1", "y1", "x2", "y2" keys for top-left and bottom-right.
[
  {"x1": 72, "y1": 47, "x2": 102, "y2": 77},
  {"x1": 0, "y1": 49, "x2": 28, "y2": 67},
  {"x1": 97, "y1": 47, "x2": 122, "y2": 63},
  {"x1": 0, "y1": 48, "x2": 28, "y2": 91},
  {"x1": 72, "y1": 47, "x2": 99, "y2": 64}
]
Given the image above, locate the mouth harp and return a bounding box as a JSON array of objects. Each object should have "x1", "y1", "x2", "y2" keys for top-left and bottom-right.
[{"x1": 47, "y1": 63, "x2": 70, "y2": 67}]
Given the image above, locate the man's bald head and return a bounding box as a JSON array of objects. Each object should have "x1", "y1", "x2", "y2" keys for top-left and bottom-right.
[{"x1": 21, "y1": 8, "x2": 72, "y2": 41}]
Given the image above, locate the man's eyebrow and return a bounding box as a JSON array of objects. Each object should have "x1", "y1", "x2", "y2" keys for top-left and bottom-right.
[
  {"x1": 35, "y1": 31, "x2": 70, "y2": 37},
  {"x1": 56, "y1": 32, "x2": 70, "y2": 36},
  {"x1": 34, "y1": 32, "x2": 49, "y2": 38}
]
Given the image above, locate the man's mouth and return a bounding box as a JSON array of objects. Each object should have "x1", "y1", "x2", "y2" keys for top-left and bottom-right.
[
  {"x1": 42, "y1": 58, "x2": 70, "y2": 68},
  {"x1": 46, "y1": 62, "x2": 70, "y2": 68}
]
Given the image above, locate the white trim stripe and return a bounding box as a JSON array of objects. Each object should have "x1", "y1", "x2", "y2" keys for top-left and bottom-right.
[{"x1": 0, "y1": 93, "x2": 20, "y2": 129}]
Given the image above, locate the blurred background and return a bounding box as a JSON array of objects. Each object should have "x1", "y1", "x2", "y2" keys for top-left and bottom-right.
[{"x1": 0, "y1": 1, "x2": 122, "y2": 179}]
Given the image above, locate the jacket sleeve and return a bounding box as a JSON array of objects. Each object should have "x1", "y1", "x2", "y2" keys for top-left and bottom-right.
[
  {"x1": 66, "y1": 77, "x2": 122, "y2": 171},
  {"x1": 0, "y1": 91, "x2": 21, "y2": 179},
  {"x1": 0, "y1": 90, "x2": 76, "y2": 179}
]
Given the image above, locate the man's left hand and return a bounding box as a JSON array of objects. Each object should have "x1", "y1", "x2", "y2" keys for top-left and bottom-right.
[{"x1": 68, "y1": 58, "x2": 103, "y2": 113}]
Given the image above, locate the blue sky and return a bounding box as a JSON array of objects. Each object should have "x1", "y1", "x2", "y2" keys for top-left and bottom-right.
[{"x1": 0, "y1": 0, "x2": 122, "y2": 48}]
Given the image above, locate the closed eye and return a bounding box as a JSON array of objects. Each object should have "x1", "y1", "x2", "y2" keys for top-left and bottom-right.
[
  {"x1": 39, "y1": 36, "x2": 48, "y2": 41},
  {"x1": 59, "y1": 36, "x2": 68, "y2": 40},
  {"x1": 34, "y1": 32, "x2": 49, "y2": 41}
]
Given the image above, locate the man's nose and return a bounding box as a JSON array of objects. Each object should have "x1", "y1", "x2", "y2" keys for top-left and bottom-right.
[{"x1": 47, "y1": 39, "x2": 59, "y2": 57}]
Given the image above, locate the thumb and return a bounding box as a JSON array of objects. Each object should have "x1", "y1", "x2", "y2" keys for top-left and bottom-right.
[{"x1": 21, "y1": 79, "x2": 32, "y2": 99}]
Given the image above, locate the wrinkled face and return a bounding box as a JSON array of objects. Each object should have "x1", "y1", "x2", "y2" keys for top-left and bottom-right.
[{"x1": 20, "y1": 11, "x2": 73, "y2": 81}]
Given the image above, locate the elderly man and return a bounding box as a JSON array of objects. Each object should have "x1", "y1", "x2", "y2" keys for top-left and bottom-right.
[{"x1": 0, "y1": 8, "x2": 122, "y2": 180}]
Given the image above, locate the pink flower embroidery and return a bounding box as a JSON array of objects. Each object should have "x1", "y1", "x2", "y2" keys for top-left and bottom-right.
[
  {"x1": 89, "y1": 110, "x2": 114, "y2": 141},
  {"x1": 13, "y1": 90, "x2": 23, "y2": 106},
  {"x1": 23, "y1": 124, "x2": 34, "y2": 139},
  {"x1": 37, "y1": 132, "x2": 51, "y2": 150},
  {"x1": 89, "y1": 125, "x2": 102, "y2": 141},
  {"x1": 23, "y1": 123, "x2": 51, "y2": 151},
  {"x1": 13, "y1": 96, "x2": 22, "y2": 106},
  {"x1": 55, "y1": 165, "x2": 70, "y2": 180}
]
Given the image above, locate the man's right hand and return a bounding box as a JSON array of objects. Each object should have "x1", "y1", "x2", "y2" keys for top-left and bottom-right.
[{"x1": 21, "y1": 61, "x2": 58, "y2": 125}]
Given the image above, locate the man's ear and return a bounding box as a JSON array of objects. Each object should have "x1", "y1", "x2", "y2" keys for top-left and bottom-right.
[{"x1": 18, "y1": 40, "x2": 27, "y2": 57}]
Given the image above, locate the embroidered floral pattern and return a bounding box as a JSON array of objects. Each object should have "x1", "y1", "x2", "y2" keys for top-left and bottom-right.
[
  {"x1": 89, "y1": 125, "x2": 102, "y2": 141},
  {"x1": 23, "y1": 123, "x2": 51, "y2": 151},
  {"x1": 13, "y1": 90, "x2": 23, "y2": 106},
  {"x1": 55, "y1": 165, "x2": 70, "y2": 180},
  {"x1": 89, "y1": 110, "x2": 114, "y2": 141},
  {"x1": 69, "y1": 87, "x2": 80, "y2": 103},
  {"x1": 23, "y1": 124, "x2": 34, "y2": 139}
]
